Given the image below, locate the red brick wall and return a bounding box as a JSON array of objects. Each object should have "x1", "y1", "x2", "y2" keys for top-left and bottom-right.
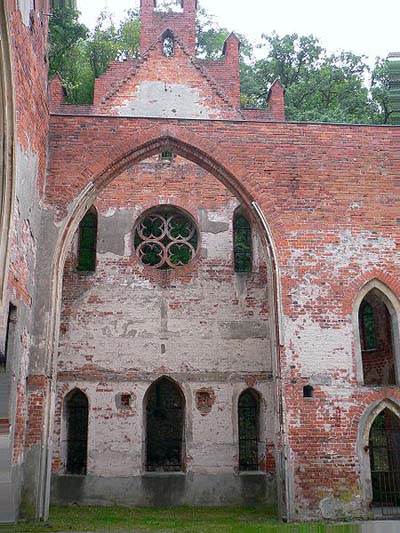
[{"x1": 45, "y1": 115, "x2": 400, "y2": 515}]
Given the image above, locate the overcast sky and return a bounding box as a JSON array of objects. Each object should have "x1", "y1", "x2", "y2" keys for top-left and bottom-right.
[{"x1": 78, "y1": 0, "x2": 399, "y2": 64}]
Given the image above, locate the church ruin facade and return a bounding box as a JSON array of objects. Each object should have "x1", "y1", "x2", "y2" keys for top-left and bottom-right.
[{"x1": 1, "y1": 0, "x2": 400, "y2": 523}]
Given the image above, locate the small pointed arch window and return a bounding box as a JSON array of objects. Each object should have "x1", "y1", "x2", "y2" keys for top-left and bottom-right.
[
  {"x1": 145, "y1": 377, "x2": 185, "y2": 471},
  {"x1": 77, "y1": 207, "x2": 97, "y2": 272},
  {"x1": 238, "y1": 389, "x2": 260, "y2": 471},
  {"x1": 162, "y1": 31, "x2": 175, "y2": 57},
  {"x1": 65, "y1": 389, "x2": 89, "y2": 475},
  {"x1": 358, "y1": 288, "x2": 396, "y2": 386},
  {"x1": 233, "y1": 210, "x2": 252, "y2": 273}
]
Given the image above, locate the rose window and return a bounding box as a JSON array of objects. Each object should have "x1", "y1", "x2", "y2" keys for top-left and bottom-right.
[{"x1": 134, "y1": 208, "x2": 199, "y2": 269}]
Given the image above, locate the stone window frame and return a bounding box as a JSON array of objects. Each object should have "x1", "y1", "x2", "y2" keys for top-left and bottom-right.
[
  {"x1": 0, "y1": 7, "x2": 14, "y2": 307},
  {"x1": 353, "y1": 279, "x2": 400, "y2": 386}
]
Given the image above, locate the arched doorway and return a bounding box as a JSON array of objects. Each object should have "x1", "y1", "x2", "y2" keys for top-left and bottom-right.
[
  {"x1": 369, "y1": 408, "x2": 400, "y2": 512},
  {"x1": 145, "y1": 377, "x2": 185, "y2": 472},
  {"x1": 65, "y1": 389, "x2": 89, "y2": 475}
]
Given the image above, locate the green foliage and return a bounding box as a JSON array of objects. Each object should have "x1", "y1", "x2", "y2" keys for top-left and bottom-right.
[
  {"x1": 241, "y1": 32, "x2": 388, "y2": 123},
  {"x1": 196, "y1": 7, "x2": 253, "y2": 61},
  {"x1": 49, "y1": 8, "x2": 140, "y2": 104}
]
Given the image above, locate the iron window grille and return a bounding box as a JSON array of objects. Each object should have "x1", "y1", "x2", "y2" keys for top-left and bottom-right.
[
  {"x1": 238, "y1": 389, "x2": 259, "y2": 471},
  {"x1": 370, "y1": 409, "x2": 400, "y2": 513}
]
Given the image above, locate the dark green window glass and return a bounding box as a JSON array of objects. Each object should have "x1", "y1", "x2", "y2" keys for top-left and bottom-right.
[
  {"x1": 361, "y1": 302, "x2": 377, "y2": 351},
  {"x1": 234, "y1": 214, "x2": 252, "y2": 273},
  {"x1": 77, "y1": 210, "x2": 97, "y2": 272},
  {"x1": 238, "y1": 390, "x2": 259, "y2": 471}
]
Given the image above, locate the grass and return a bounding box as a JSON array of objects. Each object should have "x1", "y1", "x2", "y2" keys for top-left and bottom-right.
[{"x1": 10, "y1": 506, "x2": 362, "y2": 532}]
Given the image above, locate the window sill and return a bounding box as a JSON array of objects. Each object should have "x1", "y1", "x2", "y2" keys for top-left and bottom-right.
[
  {"x1": 142, "y1": 471, "x2": 186, "y2": 477},
  {"x1": 238, "y1": 471, "x2": 266, "y2": 476}
]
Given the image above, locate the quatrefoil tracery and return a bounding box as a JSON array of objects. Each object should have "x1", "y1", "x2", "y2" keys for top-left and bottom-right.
[{"x1": 134, "y1": 210, "x2": 198, "y2": 269}]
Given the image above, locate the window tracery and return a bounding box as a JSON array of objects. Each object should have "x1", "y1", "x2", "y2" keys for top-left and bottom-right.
[{"x1": 134, "y1": 207, "x2": 198, "y2": 270}]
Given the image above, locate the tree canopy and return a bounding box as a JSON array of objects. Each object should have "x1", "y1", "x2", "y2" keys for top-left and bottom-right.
[{"x1": 48, "y1": 6, "x2": 393, "y2": 123}]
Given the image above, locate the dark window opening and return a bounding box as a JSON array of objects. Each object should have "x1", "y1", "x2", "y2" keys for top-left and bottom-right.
[
  {"x1": 303, "y1": 385, "x2": 314, "y2": 398},
  {"x1": 238, "y1": 389, "x2": 259, "y2": 471},
  {"x1": 65, "y1": 389, "x2": 89, "y2": 475},
  {"x1": 160, "y1": 151, "x2": 174, "y2": 162},
  {"x1": 120, "y1": 394, "x2": 131, "y2": 407},
  {"x1": 146, "y1": 377, "x2": 185, "y2": 472},
  {"x1": 234, "y1": 212, "x2": 252, "y2": 273},
  {"x1": 369, "y1": 408, "x2": 400, "y2": 512},
  {"x1": 359, "y1": 290, "x2": 395, "y2": 386},
  {"x1": 0, "y1": 304, "x2": 16, "y2": 373},
  {"x1": 77, "y1": 207, "x2": 97, "y2": 272}
]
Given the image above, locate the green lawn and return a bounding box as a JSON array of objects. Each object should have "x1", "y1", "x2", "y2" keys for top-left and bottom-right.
[{"x1": 11, "y1": 506, "x2": 361, "y2": 532}]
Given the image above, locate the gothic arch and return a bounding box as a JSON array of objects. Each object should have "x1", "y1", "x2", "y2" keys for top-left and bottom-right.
[
  {"x1": 37, "y1": 131, "x2": 284, "y2": 520},
  {"x1": 143, "y1": 376, "x2": 186, "y2": 472},
  {"x1": 358, "y1": 398, "x2": 400, "y2": 513},
  {"x1": 0, "y1": 5, "x2": 15, "y2": 306},
  {"x1": 352, "y1": 279, "x2": 400, "y2": 385}
]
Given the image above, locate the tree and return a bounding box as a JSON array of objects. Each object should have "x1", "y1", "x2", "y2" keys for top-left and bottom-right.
[
  {"x1": 241, "y1": 32, "x2": 380, "y2": 123},
  {"x1": 370, "y1": 58, "x2": 394, "y2": 124}
]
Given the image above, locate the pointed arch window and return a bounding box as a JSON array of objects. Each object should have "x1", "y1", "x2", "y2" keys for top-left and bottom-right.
[
  {"x1": 145, "y1": 377, "x2": 185, "y2": 472},
  {"x1": 233, "y1": 212, "x2": 252, "y2": 273},
  {"x1": 65, "y1": 389, "x2": 89, "y2": 475},
  {"x1": 369, "y1": 408, "x2": 400, "y2": 509},
  {"x1": 238, "y1": 389, "x2": 260, "y2": 471},
  {"x1": 77, "y1": 207, "x2": 97, "y2": 272},
  {"x1": 358, "y1": 289, "x2": 396, "y2": 386},
  {"x1": 162, "y1": 31, "x2": 175, "y2": 57}
]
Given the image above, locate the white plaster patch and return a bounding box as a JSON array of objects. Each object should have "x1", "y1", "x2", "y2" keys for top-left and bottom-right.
[
  {"x1": 324, "y1": 230, "x2": 397, "y2": 274},
  {"x1": 18, "y1": 0, "x2": 33, "y2": 27},
  {"x1": 284, "y1": 315, "x2": 353, "y2": 375},
  {"x1": 102, "y1": 208, "x2": 117, "y2": 218},
  {"x1": 116, "y1": 82, "x2": 214, "y2": 119}
]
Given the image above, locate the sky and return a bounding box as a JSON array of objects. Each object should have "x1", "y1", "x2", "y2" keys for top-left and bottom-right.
[{"x1": 78, "y1": 0, "x2": 400, "y2": 64}]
